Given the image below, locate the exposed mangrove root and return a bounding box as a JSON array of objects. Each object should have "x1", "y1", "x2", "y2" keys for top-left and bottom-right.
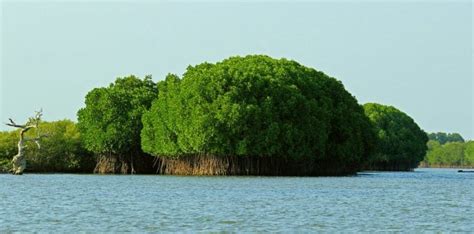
[
  {"x1": 154, "y1": 154, "x2": 359, "y2": 176},
  {"x1": 94, "y1": 153, "x2": 157, "y2": 174}
]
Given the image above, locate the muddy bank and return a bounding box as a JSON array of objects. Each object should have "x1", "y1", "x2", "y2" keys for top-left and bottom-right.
[{"x1": 153, "y1": 155, "x2": 359, "y2": 176}]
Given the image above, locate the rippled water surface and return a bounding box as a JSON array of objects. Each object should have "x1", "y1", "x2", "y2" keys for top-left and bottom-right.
[{"x1": 0, "y1": 168, "x2": 473, "y2": 232}]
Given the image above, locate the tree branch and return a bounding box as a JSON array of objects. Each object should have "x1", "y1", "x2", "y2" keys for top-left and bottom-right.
[
  {"x1": 5, "y1": 121, "x2": 26, "y2": 128},
  {"x1": 5, "y1": 109, "x2": 42, "y2": 129}
]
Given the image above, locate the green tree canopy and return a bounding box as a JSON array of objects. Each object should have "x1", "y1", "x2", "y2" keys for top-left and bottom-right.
[
  {"x1": 26, "y1": 120, "x2": 95, "y2": 172},
  {"x1": 0, "y1": 130, "x2": 18, "y2": 171},
  {"x1": 428, "y1": 132, "x2": 465, "y2": 144},
  {"x1": 464, "y1": 141, "x2": 474, "y2": 166},
  {"x1": 141, "y1": 55, "x2": 375, "y2": 175},
  {"x1": 363, "y1": 103, "x2": 428, "y2": 170},
  {"x1": 77, "y1": 75, "x2": 157, "y2": 157}
]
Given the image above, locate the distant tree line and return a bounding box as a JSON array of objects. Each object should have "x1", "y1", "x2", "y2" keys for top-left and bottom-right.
[
  {"x1": 1, "y1": 55, "x2": 431, "y2": 174},
  {"x1": 427, "y1": 132, "x2": 464, "y2": 145},
  {"x1": 421, "y1": 132, "x2": 473, "y2": 168}
]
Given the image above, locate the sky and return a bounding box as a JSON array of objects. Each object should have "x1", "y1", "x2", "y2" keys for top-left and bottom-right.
[{"x1": 1, "y1": 0, "x2": 473, "y2": 139}]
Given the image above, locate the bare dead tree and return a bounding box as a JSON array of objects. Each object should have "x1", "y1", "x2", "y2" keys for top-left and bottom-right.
[{"x1": 5, "y1": 109, "x2": 47, "y2": 175}]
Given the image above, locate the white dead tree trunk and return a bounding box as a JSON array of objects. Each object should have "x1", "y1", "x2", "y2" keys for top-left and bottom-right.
[{"x1": 5, "y1": 110, "x2": 46, "y2": 175}]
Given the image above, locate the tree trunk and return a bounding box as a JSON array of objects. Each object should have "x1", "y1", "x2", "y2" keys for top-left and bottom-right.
[{"x1": 11, "y1": 138, "x2": 27, "y2": 175}]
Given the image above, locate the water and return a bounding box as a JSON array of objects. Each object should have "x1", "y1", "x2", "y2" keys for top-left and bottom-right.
[{"x1": 0, "y1": 168, "x2": 472, "y2": 232}]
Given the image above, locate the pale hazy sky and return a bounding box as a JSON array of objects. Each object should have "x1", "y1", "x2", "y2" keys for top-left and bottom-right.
[{"x1": 1, "y1": 1, "x2": 473, "y2": 139}]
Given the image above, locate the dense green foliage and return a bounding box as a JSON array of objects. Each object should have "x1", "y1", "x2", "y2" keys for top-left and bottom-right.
[
  {"x1": 0, "y1": 120, "x2": 95, "y2": 172},
  {"x1": 422, "y1": 139, "x2": 474, "y2": 167},
  {"x1": 363, "y1": 103, "x2": 428, "y2": 170},
  {"x1": 0, "y1": 130, "x2": 17, "y2": 172},
  {"x1": 77, "y1": 76, "x2": 157, "y2": 156},
  {"x1": 428, "y1": 132, "x2": 464, "y2": 145},
  {"x1": 77, "y1": 75, "x2": 158, "y2": 173},
  {"x1": 465, "y1": 141, "x2": 474, "y2": 166},
  {"x1": 141, "y1": 55, "x2": 375, "y2": 174}
]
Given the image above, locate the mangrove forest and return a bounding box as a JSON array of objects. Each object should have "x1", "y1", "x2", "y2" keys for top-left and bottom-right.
[{"x1": 1, "y1": 55, "x2": 444, "y2": 175}]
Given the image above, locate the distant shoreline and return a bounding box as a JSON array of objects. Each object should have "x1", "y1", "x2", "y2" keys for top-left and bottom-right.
[{"x1": 417, "y1": 165, "x2": 474, "y2": 169}]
